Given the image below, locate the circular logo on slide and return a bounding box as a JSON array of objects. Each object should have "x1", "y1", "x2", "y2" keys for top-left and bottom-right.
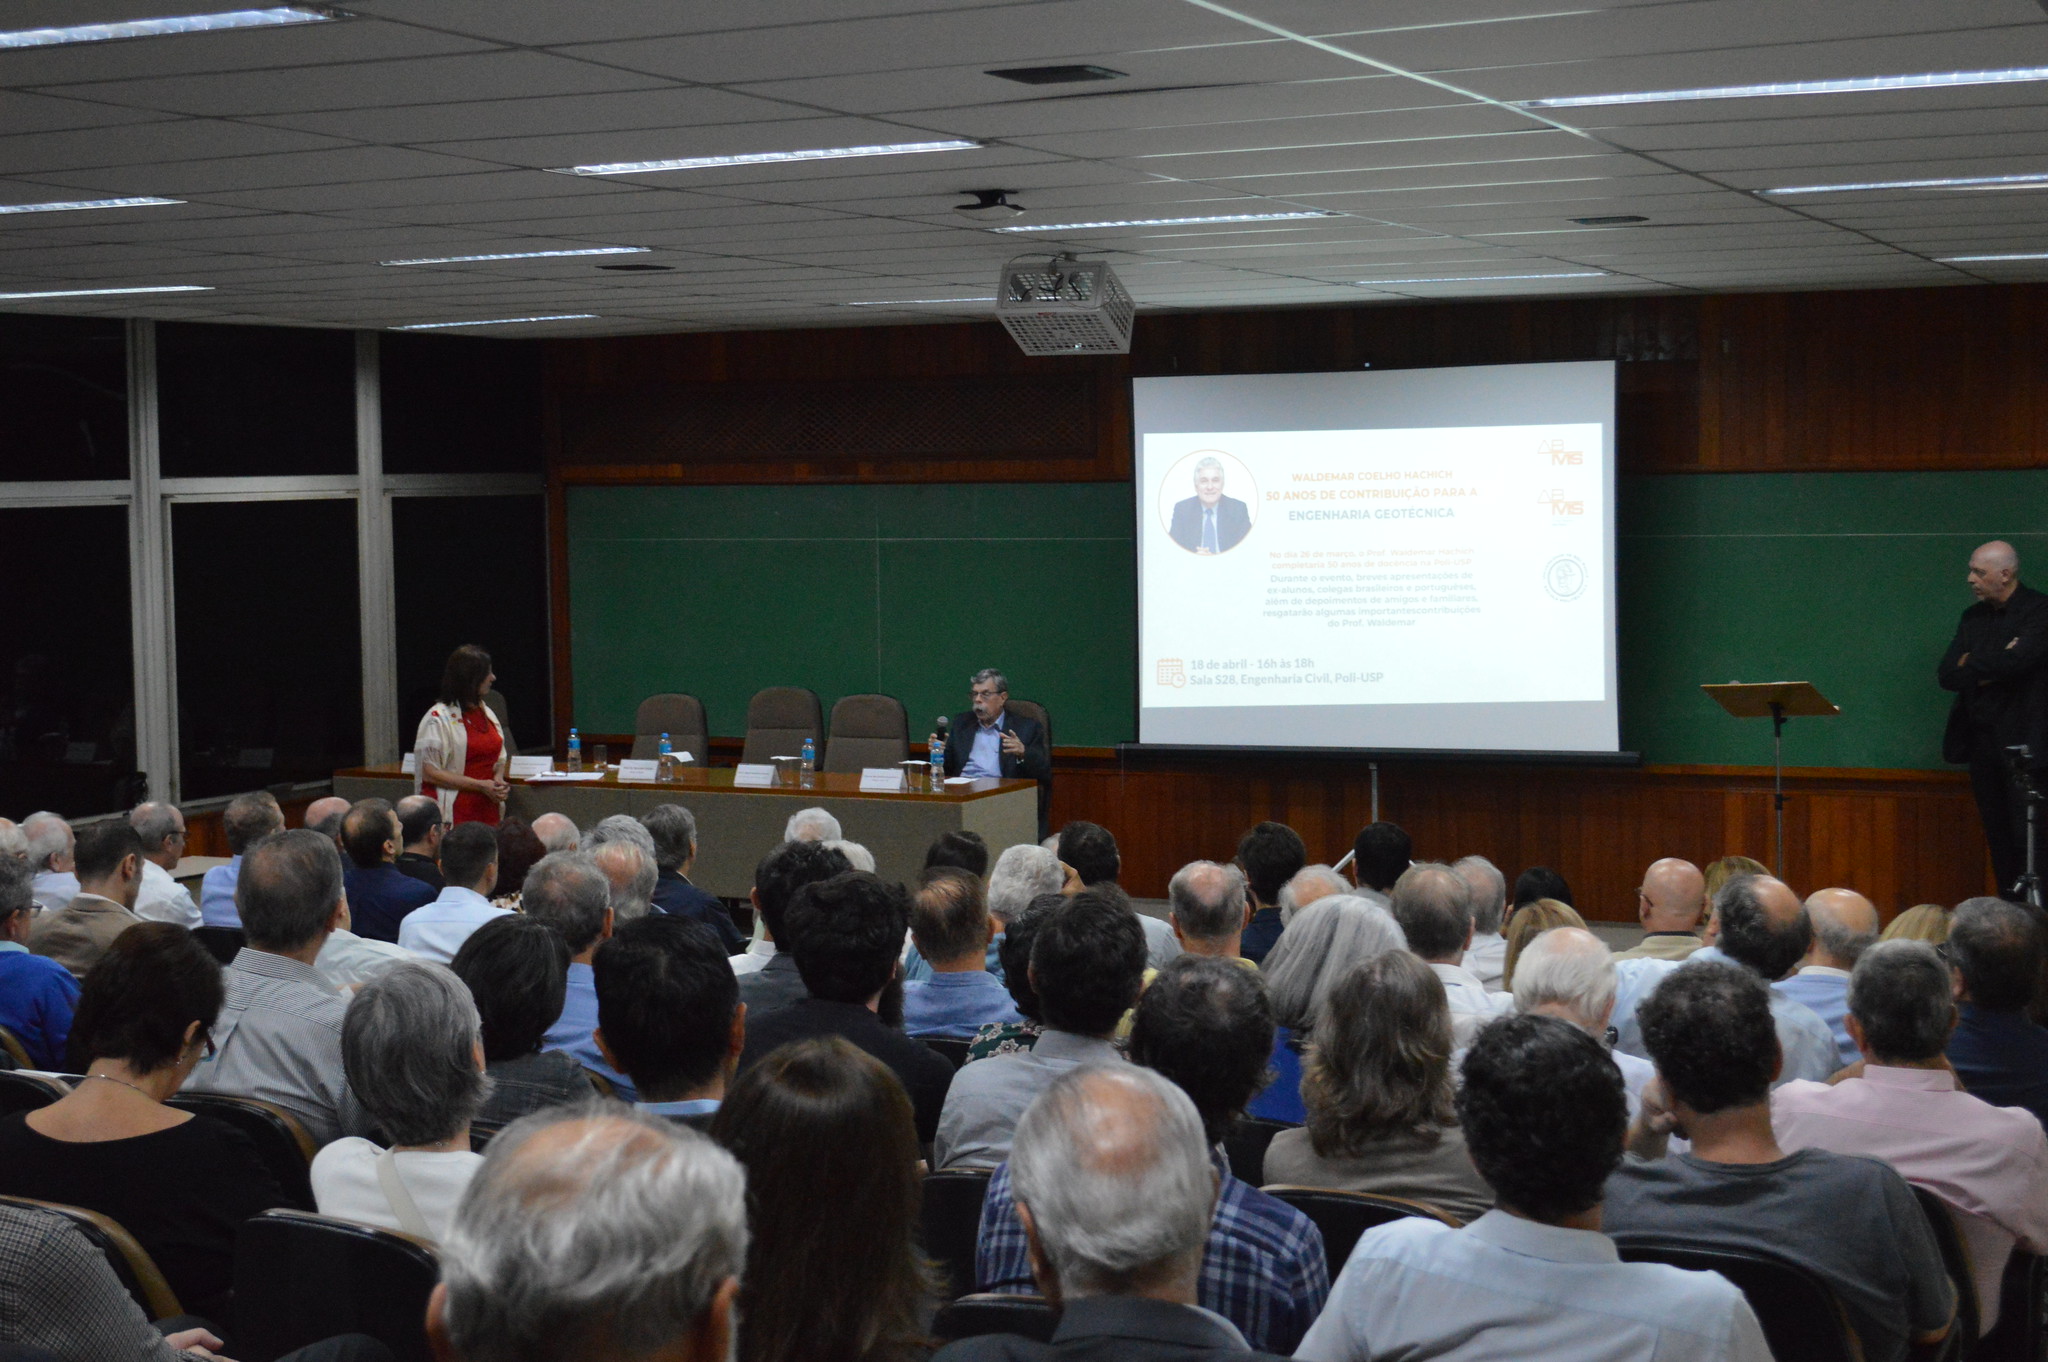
[
  {"x1": 1158, "y1": 448, "x2": 1259, "y2": 556},
  {"x1": 1543, "y1": 554, "x2": 1588, "y2": 602}
]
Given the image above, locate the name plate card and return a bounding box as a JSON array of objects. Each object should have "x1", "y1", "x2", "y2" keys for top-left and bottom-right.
[
  {"x1": 734, "y1": 763, "x2": 777, "y2": 787},
  {"x1": 400, "y1": 753, "x2": 417, "y2": 774},
  {"x1": 616, "y1": 758, "x2": 660, "y2": 783},
  {"x1": 508, "y1": 755, "x2": 553, "y2": 777},
  {"x1": 860, "y1": 767, "x2": 908, "y2": 792},
  {"x1": 527, "y1": 771, "x2": 607, "y2": 782}
]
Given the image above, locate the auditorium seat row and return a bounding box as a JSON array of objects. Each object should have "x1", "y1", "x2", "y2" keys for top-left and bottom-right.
[{"x1": 627, "y1": 688, "x2": 1052, "y2": 774}]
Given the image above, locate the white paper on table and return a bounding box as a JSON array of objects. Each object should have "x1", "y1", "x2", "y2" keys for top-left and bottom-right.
[
  {"x1": 508, "y1": 755, "x2": 553, "y2": 777},
  {"x1": 615, "y1": 759, "x2": 660, "y2": 782},
  {"x1": 734, "y1": 764, "x2": 776, "y2": 787},
  {"x1": 859, "y1": 767, "x2": 907, "y2": 792},
  {"x1": 943, "y1": 776, "x2": 976, "y2": 786},
  {"x1": 400, "y1": 753, "x2": 417, "y2": 775}
]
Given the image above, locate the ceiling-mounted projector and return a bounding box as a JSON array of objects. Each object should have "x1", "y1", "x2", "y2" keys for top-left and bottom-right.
[{"x1": 996, "y1": 253, "x2": 1134, "y2": 355}]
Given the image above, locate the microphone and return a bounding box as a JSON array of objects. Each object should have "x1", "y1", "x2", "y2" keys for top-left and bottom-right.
[{"x1": 936, "y1": 715, "x2": 951, "y2": 740}]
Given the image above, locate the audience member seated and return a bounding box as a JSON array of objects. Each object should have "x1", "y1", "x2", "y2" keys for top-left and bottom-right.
[
  {"x1": 975, "y1": 843, "x2": 1067, "y2": 973},
  {"x1": 902, "y1": 831, "x2": 1002, "y2": 984},
  {"x1": 1606, "y1": 962, "x2": 1955, "y2": 1362},
  {"x1": 0, "y1": 923, "x2": 285, "y2": 1320},
  {"x1": 313, "y1": 962, "x2": 486, "y2": 1242},
  {"x1": 525, "y1": 852, "x2": 631, "y2": 1098},
  {"x1": 825, "y1": 837, "x2": 876, "y2": 871},
  {"x1": 595, "y1": 916, "x2": 742, "y2": 1124},
  {"x1": 450, "y1": 915, "x2": 596, "y2": 1125},
  {"x1": 392, "y1": 793, "x2": 446, "y2": 890},
  {"x1": 903, "y1": 868, "x2": 1021, "y2": 1039},
  {"x1": 1388, "y1": 863, "x2": 1513, "y2": 1046},
  {"x1": 735, "y1": 839, "x2": 850, "y2": 1010},
  {"x1": 1265, "y1": 951, "x2": 1492, "y2": 1221},
  {"x1": 29, "y1": 820, "x2": 146, "y2": 980},
  {"x1": 1250, "y1": 893, "x2": 1407, "y2": 1124},
  {"x1": 784, "y1": 806, "x2": 842, "y2": 843},
  {"x1": 1296, "y1": 1013, "x2": 1767, "y2": 1362},
  {"x1": 0, "y1": 817, "x2": 24, "y2": 862},
  {"x1": 714, "y1": 1037, "x2": 936, "y2": 1362},
  {"x1": 1512, "y1": 926, "x2": 1657, "y2": 1118},
  {"x1": 0, "y1": 1200, "x2": 393, "y2": 1362},
  {"x1": 1884, "y1": 903, "x2": 1953, "y2": 944},
  {"x1": 302, "y1": 794, "x2": 351, "y2": 848},
  {"x1": 0, "y1": 859, "x2": 76, "y2": 1070},
  {"x1": 397, "y1": 823, "x2": 511, "y2": 963},
  {"x1": 1500, "y1": 897, "x2": 1585, "y2": 991},
  {"x1": 964, "y1": 894, "x2": 1065, "y2": 1064},
  {"x1": 1057, "y1": 821, "x2": 1177, "y2": 967},
  {"x1": 739, "y1": 872, "x2": 953, "y2": 1144},
  {"x1": 187, "y1": 828, "x2": 373, "y2": 1145},
  {"x1": 1611, "y1": 857, "x2": 1708, "y2": 962},
  {"x1": 1775, "y1": 887, "x2": 1879, "y2": 1067},
  {"x1": 588, "y1": 834, "x2": 658, "y2": 925},
  {"x1": 1449, "y1": 855, "x2": 1509, "y2": 989},
  {"x1": 1350, "y1": 821, "x2": 1411, "y2": 901},
  {"x1": 1278, "y1": 865, "x2": 1347, "y2": 928},
  {"x1": 339, "y1": 797, "x2": 437, "y2": 943},
  {"x1": 980, "y1": 958, "x2": 1329, "y2": 1353},
  {"x1": 642, "y1": 804, "x2": 742, "y2": 952},
  {"x1": 428, "y1": 1106, "x2": 745, "y2": 1362},
  {"x1": 528, "y1": 810, "x2": 580, "y2": 856},
  {"x1": 1944, "y1": 896, "x2": 2048, "y2": 1129},
  {"x1": 126, "y1": 801, "x2": 199, "y2": 929},
  {"x1": 490, "y1": 816, "x2": 545, "y2": 909},
  {"x1": 583, "y1": 812, "x2": 656, "y2": 858},
  {"x1": 199, "y1": 790, "x2": 281, "y2": 929},
  {"x1": 311, "y1": 897, "x2": 415, "y2": 992},
  {"x1": 1236, "y1": 822, "x2": 1307, "y2": 965},
  {"x1": 1167, "y1": 861, "x2": 1257, "y2": 966},
  {"x1": 941, "y1": 1065, "x2": 1284, "y2": 1362},
  {"x1": 937, "y1": 890, "x2": 1146, "y2": 1168},
  {"x1": 1512, "y1": 865, "x2": 1573, "y2": 910},
  {"x1": 1776, "y1": 938, "x2": 2048, "y2": 1334},
  {"x1": 1703, "y1": 854, "x2": 1769, "y2": 898},
  {"x1": 20, "y1": 813, "x2": 76, "y2": 915}
]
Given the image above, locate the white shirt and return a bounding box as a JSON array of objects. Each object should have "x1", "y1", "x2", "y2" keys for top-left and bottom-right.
[
  {"x1": 29, "y1": 871, "x2": 77, "y2": 915},
  {"x1": 1612, "y1": 950, "x2": 1841, "y2": 1086},
  {"x1": 310, "y1": 1138, "x2": 483, "y2": 1243},
  {"x1": 730, "y1": 938, "x2": 777, "y2": 976},
  {"x1": 1295, "y1": 1208, "x2": 1770, "y2": 1362},
  {"x1": 316, "y1": 930, "x2": 416, "y2": 991},
  {"x1": 395, "y1": 886, "x2": 512, "y2": 964},
  {"x1": 132, "y1": 859, "x2": 201, "y2": 930},
  {"x1": 1431, "y1": 961, "x2": 1515, "y2": 1047},
  {"x1": 1613, "y1": 1046, "x2": 1658, "y2": 1122},
  {"x1": 1139, "y1": 913, "x2": 1181, "y2": 969},
  {"x1": 1465, "y1": 931, "x2": 1508, "y2": 991}
]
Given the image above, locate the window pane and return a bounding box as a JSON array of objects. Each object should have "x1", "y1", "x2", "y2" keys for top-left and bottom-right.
[
  {"x1": 379, "y1": 334, "x2": 543, "y2": 475},
  {"x1": 0, "y1": 314, "x2": 128, "y2": 481},
  {"x1": 173, "y1": 499, "x2": 361, "y2": 799},
  {"x1": 0, "y1": 507, "x2": 136, "y2": 817},
  {"x1": 393, "y1": 495, "x2": 550, "y2": 753},
  {"x1": 157, "y1": 322, "x2": 354, "y2": 477}
]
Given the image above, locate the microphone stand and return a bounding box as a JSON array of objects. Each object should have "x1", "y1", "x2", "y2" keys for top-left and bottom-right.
[{"x1": 2009, "y1": 745, "x2": 2044, "y2": 912}]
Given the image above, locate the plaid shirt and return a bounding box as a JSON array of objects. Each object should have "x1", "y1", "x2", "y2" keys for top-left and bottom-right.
[{"x1": 974, "y1": 1151, "x2": 1329, "y2": 1354}]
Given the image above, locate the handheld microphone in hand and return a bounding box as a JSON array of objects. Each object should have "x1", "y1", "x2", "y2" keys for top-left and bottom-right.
[{"x1": 936, "y1": 715, "x2": 951, "y2": 740}]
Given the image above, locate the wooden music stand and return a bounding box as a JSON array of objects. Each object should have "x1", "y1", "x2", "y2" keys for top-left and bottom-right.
[{"x1": 1701, "y1": 682, "x2": 1840, "y2": 876}]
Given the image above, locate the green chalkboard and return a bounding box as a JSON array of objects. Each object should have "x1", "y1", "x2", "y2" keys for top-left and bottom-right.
[{"x1": 568, "y1": 473, "x2": 2047, "y2": 767}]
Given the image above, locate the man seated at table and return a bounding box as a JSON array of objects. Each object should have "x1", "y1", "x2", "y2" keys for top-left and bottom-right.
[{"x1": 935, "y1": 668, "x2": 1050, "y2": 786}]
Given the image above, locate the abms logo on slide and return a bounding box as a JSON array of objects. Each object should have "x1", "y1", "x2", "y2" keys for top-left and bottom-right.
[
  {"x1": 1535, "y1": 440, "x2": 1584, "y2": 522},
  {"x1": 1540, "y1": 438, "x2": 1583, "y2": 466}
]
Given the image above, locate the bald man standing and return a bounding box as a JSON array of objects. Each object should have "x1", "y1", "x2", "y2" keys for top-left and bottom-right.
[
  {"x1": 1940, "y1": 540, "x2": 2048, "y2": 899},
  {"x1": 1613, "y1": 858, "x2": 1708, "y2": 962},
  {"x1": 1776, "y1": 888, "x2": 1880, "y2": 1067}
]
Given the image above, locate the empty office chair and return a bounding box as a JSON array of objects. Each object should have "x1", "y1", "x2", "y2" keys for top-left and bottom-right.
[
  {"x1": 922, "y1": 1168, "x2": 993, "y2": 1302},
  {"x1": 1263, "y1": 1187, "x2": 1459, "y2": 1269},
  {"x1": 0, "y1": 1071, "x2": 66, "y2": 1119},
  {"x1": 923, "y1": 1037, "x2": 971, "y2": 1071},
  {"x1": 233, "y1": 1210, "x2": 439, "y2": 1362},
  {"x1": 1223, "y1": 1115, "x2": 1297, "y2": 1186},
  {"x1": 0, "y1": 1026, "x2": 31, "y2": 1070},
  {"x1": 166, "y1": 1093, "x2": 317, "y2": 1212},
  {"x1": 0, "y1": 1194, "x2": 181, "y2": 1321},
  {"x1": 629, "y1": 693, "x2": 709, "y2": 763},
  {"x1": 192, "y1": 926, "x2": 245, "y2": 965},
  {"x1": 1614, "y1": 1236, "x2": 1861, "y2": 1362},
  {"x1": 1000, "y1": 697, "x2": 1053, "y2": 836},
  {"x1": 933, "y1": 1293, "x2": 1059, "y2": 1343},
  {"x1": 1911, "y1": 1184, "x2": 1981, "y2": 1351},
  {"x1": 824, "y1": 694, "x2": 910, "y2": 773},
  {"x1": 740, "y1": 687, "x2": 822, "y2": 766}
]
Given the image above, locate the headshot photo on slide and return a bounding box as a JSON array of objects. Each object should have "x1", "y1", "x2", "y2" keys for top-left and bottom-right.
[{"x1": 1160, "y1": 448, "x2": 1258, "y2": 556}]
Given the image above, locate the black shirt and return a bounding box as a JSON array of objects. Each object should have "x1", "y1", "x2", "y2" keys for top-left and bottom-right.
[
  {"x1": 393, "y1": 852, "x2": 444, "y2": 891},
  {"x1": 1938, "y1": 581, "x2": 2048, "y2": 756},
  {"x1": 0, "y1": 1110, "x2": 287, "y2": 1320},
  {"x1": 738, "y1": 997, "x2": 954, "y2": 1144}
]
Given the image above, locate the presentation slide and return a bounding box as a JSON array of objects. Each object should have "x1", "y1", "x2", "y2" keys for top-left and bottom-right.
[{"x1": 1134, "y1": 361, "x2": 1618, "y2": 754}]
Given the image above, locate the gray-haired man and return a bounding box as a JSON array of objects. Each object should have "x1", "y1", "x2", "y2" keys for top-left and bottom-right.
[{"x1": 1168, "y1": 456, "x2": 1252, "y2": 555}]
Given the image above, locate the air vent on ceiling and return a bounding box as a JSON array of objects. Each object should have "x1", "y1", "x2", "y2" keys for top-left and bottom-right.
[
  {"x1": 986, "y1": 64, "x2": 1128, "y2": 84},
  {"x1": 997, "y1": 254, "x2": 1134, "y2": 355},
  {"x1": 1570, "y1": 214, "x2": 1648, "y2": 225}
]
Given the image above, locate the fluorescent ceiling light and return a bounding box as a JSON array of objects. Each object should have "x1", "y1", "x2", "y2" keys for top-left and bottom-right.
[
  {"x1": 381, "y1": 246, "x2": 648, "y2": 267},
  {"x1": 1765, "y1": 171, "x2": 2048, "y2": 195},
  {"x1": 1355, "y1": 272, "x2": 1606, "y2": 285},
  {"x1": 997, "y1": 211, "x2": 1338, "y2": 232},
  {"x1": 556, "y1": 140, "x2": 979, "y2": 176},
  {"x1": 1521, "y1": 65, "x2": 2048, "y2": 108},
  {"x1": 0, "y1": 7, "x2": 340, "y2": 49},
  {"x1": 396, "y1": 314, "x2": 597, "y2": 330},
  {"x1": 1940, "y1": 251, "x2": 2048, "y2": 262},
  {"x1": 843, "y1": 297, "x2": 996, "y2": 306},
  {"x1": 0, "y1": 284, "x2": 211, "y2": 300},
  {"x1": 0, "y1": 196, "x2": 183, "y2": 215}
]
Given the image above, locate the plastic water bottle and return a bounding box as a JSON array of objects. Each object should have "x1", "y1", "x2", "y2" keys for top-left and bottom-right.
[
  {"x1": 800, "y1": 737, "x2": 815, "y2": 782},
  {"x1": 929, "y1": 732, "x2": 945, "y2": 787},
  {"x1": 657, "y1": 732, "x2": 673, "y2": 781},
  {"x1": 567, "y1": 727, "x2": 582, "y2": 772}
]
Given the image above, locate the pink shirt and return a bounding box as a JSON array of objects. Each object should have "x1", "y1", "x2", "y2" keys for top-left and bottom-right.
[{"x1": 1773, "y1": 1065, "x2": 2048, "y2": 1328}]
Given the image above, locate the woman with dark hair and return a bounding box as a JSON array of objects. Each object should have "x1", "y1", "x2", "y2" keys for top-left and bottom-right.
[
  {"x1": 712, "y1": 1036, "x2": 936, "y2": 1362},
  {"x1": 450, "y1": 915, "x2": 594, "y2": 1125},
  {"x1": 490, "y1": 816, "x2": 546, "y2": 908},
  {"x1": 414, "y1": 643, "x2": 509, "y2": 827},
  {"x1": 1263, "y1": 950, "x2": 1493, "y2": 1222},
  {"x1": 962, "y1": 893, "x2": 1065, "y2": 1063},
  {"x1": 0, "y1": 923, "x2": 286, "y2": 1319}
]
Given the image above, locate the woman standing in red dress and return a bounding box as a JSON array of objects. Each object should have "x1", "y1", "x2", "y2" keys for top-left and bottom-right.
[{"x1": 413, "y1": 644, "x2": 509, "y2": 827}]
